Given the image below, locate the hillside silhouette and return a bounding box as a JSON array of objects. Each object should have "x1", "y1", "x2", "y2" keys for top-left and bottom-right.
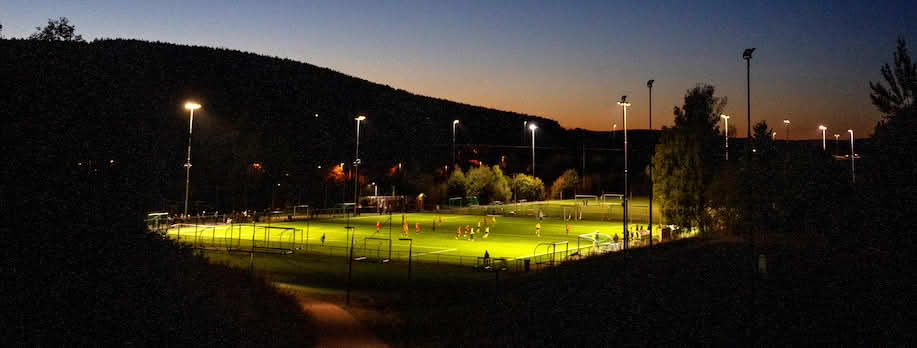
[{"x1": 2, "y1": 38, "x2": 658, "y2": 213}]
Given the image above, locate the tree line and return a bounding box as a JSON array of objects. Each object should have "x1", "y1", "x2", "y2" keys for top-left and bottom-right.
[{"x1": 648, "y1": 40, "x2": 916, "y2": 255}]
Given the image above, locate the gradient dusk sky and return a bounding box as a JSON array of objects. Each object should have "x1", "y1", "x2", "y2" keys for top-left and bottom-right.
[{"x1": 2, "y1": 1, "x2": 915, "y2": 139}]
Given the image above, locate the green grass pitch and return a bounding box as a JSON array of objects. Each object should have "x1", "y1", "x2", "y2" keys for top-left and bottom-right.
[{"x1": 168, "y1": 211, "x2": 663, "y2": 265}]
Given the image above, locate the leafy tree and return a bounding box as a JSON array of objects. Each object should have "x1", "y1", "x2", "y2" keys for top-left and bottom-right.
[
  {"x1": 29, "y1": 17, "x2": 85, "y2": 42},
  {"x1": 465, "y1": 164, "x2": 512, "y2": 203},
  {"x1": 511, "y1": 173, "x2": 545, "y2": 201},
  {"x1": 550, "y1": 169, "x2": 580, "y2": 199},
  {"x1": 750, "y1": 120, "x2": 776, "y2": 157},
  {"x1": 649, "y1": 84, "x2": 726, "y2": 233},
  {"x1": 447, "y1": 168, "x2": 467, "y2": 198},
  {"x1": 866, "y1": 39, "x2": 917, "y2": 252},
  {"x1": 869, "y1": 39, "x2": 916, "y2": 117}
]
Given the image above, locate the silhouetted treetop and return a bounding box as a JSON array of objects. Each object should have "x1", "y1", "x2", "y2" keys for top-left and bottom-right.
[
  {"x1": 28, "y1": 17, "x2": 84, "y2": 42},
  {"x1": 869, "y1": 39, "x2": 915, "y2": 118}
]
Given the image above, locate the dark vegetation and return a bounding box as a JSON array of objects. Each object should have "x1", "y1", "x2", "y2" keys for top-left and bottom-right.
[
  {"x1": 1, "y1": 25, "x2": 315, "y2": 345},
  {"x1": 381, "y1": 239, "x2": 914, "y2": 346}
]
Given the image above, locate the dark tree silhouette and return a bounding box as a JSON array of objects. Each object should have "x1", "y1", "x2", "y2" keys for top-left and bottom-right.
[
  {"x1": 28, "y1": 17, "x2": 85, "y2": 42},
  {"x1": 866, "y1": 39, "x2": 917, "y2": 252},
  {"x1": 870, "y1": 39, "x2": 916, "y2": 117},
  {"x1": 649, "y1": 84, "x2": 726, "y2": 233}
]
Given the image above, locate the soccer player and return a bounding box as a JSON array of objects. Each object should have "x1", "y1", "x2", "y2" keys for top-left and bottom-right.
[
  {"x1": 432, "y1": 219, "x2": 437, "y2": 232},
  {"x1": 470, "y1": 228, "x2": 475, "y2": 241},
  {"x1": 321, "y1": 233, "x2": 326, "y2": 246},
  {"x1": 456, "y1": 226, "x2": 460, "y2": 239},
  {"x1": 415, "y1": 222, "x2": 420, "y2": 234},
  {"x1": 535, "y1": 222, "x2": 541, "y2": 237},
  {"x1": 376, "y1": 220, "x2": 381, "y2": 233},
  {"x1": 477, "y1": 220, "x2": 482, "y2": 229},
  {"x1": 491, "y1": 215, "x2": 496, "y2": 225},
  {"x1": 439, "y1": 215, "x2": 443, "y2": 225},
  {"x1": 403, "y1": 223, "x2": 409, "y2": 237},
  {"x1": 565, "y1": 223, "x2": 570, "y2": 235},
  {"x1": 484, "y1": 226, "x2": 489, "y2": 239}
]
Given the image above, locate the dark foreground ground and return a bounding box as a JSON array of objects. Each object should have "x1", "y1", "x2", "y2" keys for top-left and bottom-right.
[{"x1": 339, "y1": 238, "x2": 915, "y2": 347}]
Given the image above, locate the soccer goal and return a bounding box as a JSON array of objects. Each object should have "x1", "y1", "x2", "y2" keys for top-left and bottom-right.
[
  {"x1": 358, "y1": 237, "x2": 391, "y2": 263},
  {"x1": 563, "y1": 206, "x2": 582, "y2": 221},
  {"x1": 574, "y1": 194, "x2": 599, "y2": 207},
  {"x1": 253, "y1": 225, "x2": 298, "y2": 254},
  {"x1": 169, "y1": 223, "x2": 215, "y2": 246},
  {"x1": 601, "y1": 193, "x2": 624, "y2": 205},
  {"x1": 448, "y1": 197, "x2": 463, "y2": 207},
  {"x1": 576, "y1": 232, "x2": 620, "y2": 256}
]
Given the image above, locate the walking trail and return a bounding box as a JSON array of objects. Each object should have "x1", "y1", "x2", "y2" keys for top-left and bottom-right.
[{"x1": 274, "y1": 282, "x2": 387, "y2": 348}]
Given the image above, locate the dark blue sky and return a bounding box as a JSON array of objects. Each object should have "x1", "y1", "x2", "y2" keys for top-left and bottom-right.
[{"x1": 2, "y1": 0, "x2": 915, "y2": 138}]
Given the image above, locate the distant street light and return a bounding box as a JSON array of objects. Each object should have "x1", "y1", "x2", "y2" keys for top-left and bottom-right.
[
  {"x1": 834, "y1": 134, "x2": 840, "y2": 155},
  {"x1": 818, "y1": 125, "x2": 827, "y2": 151},
  {"x1": 453, "y1": 120, "x2": 460, "y2": 169},
  {"x1": 772, "y1": 131, "x2": 777, "y2": 140},
  {"x1": 848, "y1": 129, "x2": 855, "y2": 183},
  {"x1": 353, "y1": 116, "x2": 366, "y2": 216},
  {"x1": 617, "y1": 96, "x2": 631, "y2": 250},
  {"x1": 721, "y1": 114, "x2": 730, "y2": 160},
  {"x1": 529, "y1": 124, "x2": 538, "y2": 177},
  {"x1": 183, "y1": 102, "x2": 201, "y2": 218},
  {"x1": 647, "y1": 79, "x2": 655, "y2": 248},
  {"x1": 613, "y1": 124, "x2": 617, "y2": 145},
  {"x1": 783, "y1": 119, "x2": 791, "y2": 141}
]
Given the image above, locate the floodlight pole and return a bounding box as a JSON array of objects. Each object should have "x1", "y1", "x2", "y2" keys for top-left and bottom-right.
[
  {"x1": 400, "y1": 238, "x2": 413, "y2": 280},
  {"x1": 617, "y1": 96, "x2": 631, "y2": 250},
  {"x1": 183, "y1": 102, "x2": 201, "y2": 218},
  {"x1": 530, "y1": 124, "x2": 538, "y2": 177},
  {"x1": 346, "y1": 226, "x2": 355, "y2": 306},
  {"x1": 453, "y1": 120, "x2": 459, "y2": 169},
  {"x1": 819, "y1": 126, "x2": 827, "y2": 151},
  {"x1": 742, "y1": 47, "x2": 757, "y2": 343},
  {"x1": 721, "y1": 114, "x2": 730, "y2": 161},
  {"x1": 354, "y1": 116, "x2": 366, "y2": 216},
  {"x1": 848, "y1": 130, "x2": 855, "y2": 183},
  {"x1": 783, "y1": 119, "x2": 790, "y2": 142},
  {"x1": 647, "y1": 79, "x2": 654, "y2": 248},
  {"x1": 834, "y1": 134, "x2": 840, "y2": 155}
]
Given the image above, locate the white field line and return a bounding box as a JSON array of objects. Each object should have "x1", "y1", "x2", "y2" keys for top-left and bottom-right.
[{"x1": 413, "y1": 248, "x2": 457, "y2": 257}]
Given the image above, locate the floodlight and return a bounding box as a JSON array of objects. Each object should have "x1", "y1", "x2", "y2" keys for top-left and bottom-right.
[
  {"x1": 184, "y1": 102, "x2": 201, "y2": 110},
  {"x1": 743, "y1": 48, "x2": 755, "y2": 59}
]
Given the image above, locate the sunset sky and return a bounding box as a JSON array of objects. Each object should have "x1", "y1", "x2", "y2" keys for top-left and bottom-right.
[{"x1": 3, "y1": 1, "x2": 915, "y2": 139}]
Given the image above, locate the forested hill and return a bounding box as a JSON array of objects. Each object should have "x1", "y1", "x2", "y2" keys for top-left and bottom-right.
[{"x1": 1, "y1": 38, "x2": 639, "y2": 213}]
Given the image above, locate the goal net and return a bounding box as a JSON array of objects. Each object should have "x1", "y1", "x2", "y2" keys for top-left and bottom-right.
[
  {"x1": 563, "y1": 206, "x2": 582, "y2": 221},
  {"x1": 576, "y1": 232, "x2": 620, "y2": 255},
  {"x1": 253, "y1": 225, "x2": 298, "y2": 253},
  {"x1": 601, "y1": 193, "x2": 624, "y2": 205},
  {"x1": 356, "y1": 237, "x2": 392, "y2": 263},
  {"x1": 169, "y1": 223, "x2": 215, "y2": 244},
  {"x1": 574, "y1": 194, "x2": 599, "y2": 207}
]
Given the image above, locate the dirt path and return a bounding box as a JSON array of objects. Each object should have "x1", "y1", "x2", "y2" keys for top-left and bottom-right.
[{"x1": 299, "y1": 298, "x2": 388, "y2": 348}]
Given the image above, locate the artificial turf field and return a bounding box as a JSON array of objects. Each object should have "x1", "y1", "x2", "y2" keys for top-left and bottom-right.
[{"x1": 168, "y1": 208, "x2": 664, "y2": 265}]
